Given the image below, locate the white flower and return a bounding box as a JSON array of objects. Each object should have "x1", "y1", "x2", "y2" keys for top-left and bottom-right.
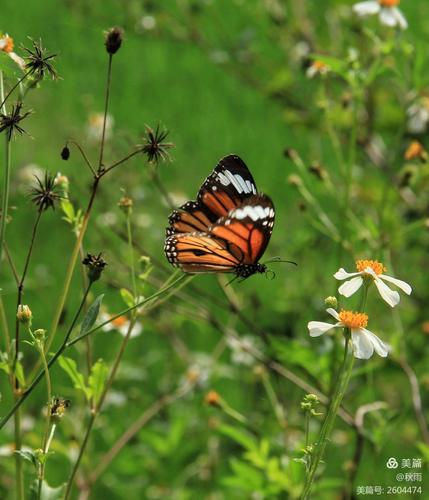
[
  {"x1": 100, "y1": 311, "x2": 143, "y2": 338},
  {"x1": 0, "y1": 33, "x2": 25, "y2": 70},
  {"x1": 353, "y1": 1, "x2": 407, "y2": 30},
  {"x1": 308, "y1": 309, "x2": 389, "y2": 360},
  {"x1": 407, "y1": 98, "x2": 429, "y2": 134},
  {"x1": 306, "y1": 60, "x2": 329, "y2": 79},
  {"x1": 334, "y1": 259, "x2": 412, "y2": 308},
  {"x1": 227, "y1": 335, "x2": 261, "y2": 366},
  {"x1": 87, "y1": 112, "x2": 114, "y2": 142}
]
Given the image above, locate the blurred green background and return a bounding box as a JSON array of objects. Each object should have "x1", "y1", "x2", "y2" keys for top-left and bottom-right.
[{"x1": 1, "y1": 0, "x2": 428, "y2": 498}]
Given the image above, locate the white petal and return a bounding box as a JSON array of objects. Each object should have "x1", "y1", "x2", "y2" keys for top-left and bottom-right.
[
  {"x1": 306, "y1": 66, "x2": 317, "y2": 78},
  {"x1": 353, "y1": 1, "x2": 380, "y2": 16},
  {"x1": 379, "y1": 274, "x2": 412, "y2": 295},
  {"x1": 392, "y1": 8, "x2": 408, "y2": 29},
  {"x1": 308, "y1": 321, "x2": 336, "y2": 337},
  {"x1": 351, "y1": 328, "x2": 374, "y2": 359},
  {"x1": 379, "y1": 8, "x2": 397, "y2": 27},
  {"x1": 407, "y1": 114, "x2": 428, "y2": 134},
  {"x1": 338, "y1": 276, "x2": 364, "y2": 297},
  {"x1": 374, "y1": 277, "x2": 400, "y2": 307},
  {"x1": 361, "y1": 328, "x2": 390, "y2": 357},
  {"x1": 326, "y1": 308, "x2": 340, "y2": 320},
  {"x1": 333, "y1": 268, "x2": 361, "y2": 280}
]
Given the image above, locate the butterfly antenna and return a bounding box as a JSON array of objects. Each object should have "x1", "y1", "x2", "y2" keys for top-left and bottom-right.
[{"x1": 263, "y1": 256, "x2": 298, "y2": 266}]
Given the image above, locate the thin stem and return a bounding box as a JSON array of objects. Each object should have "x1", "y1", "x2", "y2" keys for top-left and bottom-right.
[
  {"x1": 36, "y1": 339, "x2": 52, "y2": 500},
  {"x1": 68, "y1": 140, "x2": 96, "y2": 176},
  {"x1": 68, "y1": 273, "x2": 190, "y2": 348},
  {"x1": 0, "y1": 70, "x2": 31, "y2": 110},
  {"x1": 150, "y1": 166, "x2": 175, "y2": 210},
  {"x1": 43, "y1": 177, "x2": 100, "y2": 358},
  {"x1": 98, "y1": 54, "x2": 113, "y2": 170},
  {"x1": 64, "y1": 413, "x2": 95, "y2": 500},
  {"x1": 0, "y1": 282, "x2": 93, "y2": 430},
  {"x1": 126, "y1": 212, "x2": 137, "y2": 300},
  {"x1": 89, "y1": 387, "x2": 191, "y2": 484},
  {"x1": 14, "y1": 407, "x2": 24, "y2": 500},
  {"x1": 0, "y1": 137, "x2": 11, "y2": 276},
  {"x1": 301, "y1": 336, "x2": 354, "y2": 499},
  {"x1": 0, "y1": 273, "x2": 190, "y2": 429},
  {"x1": 101, "y1": 149, "x2": 140, "y2": 176},
  {"x1": 14, "y1": 210, "x2": 43, "y2": 371}
]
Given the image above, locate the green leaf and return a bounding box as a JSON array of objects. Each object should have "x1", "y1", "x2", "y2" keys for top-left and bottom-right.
[
  {"x1": 58, "y1": 356, "x2": 91, "y2": 400},
  {"x1": 15, "y1": 450, "x2": 38, "y2": 470},
  {"x1": 29, "y1": 480, "x2": 66, "y2": 500},
  {"x1": 120, "y1": 288, "x2": 135, "y2": 308},
  {"x1": 60, "y1": 199, "x2": 75, "y2": 223},
  {"x1": 218, "y1": 424, "x2": 257, "y2": 452},
  {"x1": 88, "y1": 358, "x2": 108, "y2": 405},
  {"x1": 14, "y1": 361, "x2": 26, "y2": 387},
  {"x1": 80, "y1": 294, "x2": 104, "y2": 336}
]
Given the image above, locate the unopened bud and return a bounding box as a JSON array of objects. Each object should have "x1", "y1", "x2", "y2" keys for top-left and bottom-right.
[
  {"x1": 61, "y1": 145, "x2": 70, "y2": 160},
  {"x1": 205, "y1": 390, "x2": 221, "y2": 407},
  {"x1": 324, "y1": 296, "x2": 338, "y2": 309},
  {"x1": 118, "y1": 196, "x2": 133, "y2": 214},
  {"x1": 17, "y1": 305, "x2": 32, "y2": 326}
]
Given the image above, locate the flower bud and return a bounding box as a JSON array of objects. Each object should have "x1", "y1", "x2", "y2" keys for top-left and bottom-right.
[
  {"x1": 33, "y1": 329, "x2": 46, "y2": 343},
  {"x1": 204, "y1": 390, "x2": 220, "y2": 407},
  {"x1": 61, "y1": 145, "x2": 70, "y2": 160},
  {"x1": 118, "y1": 196, "x2": 133, "y2": 214},
  {"x1": 17, "y1": 305, "x2": 32, "y2": 326},
  {"x1": 104, "y1": 27, "x2": 123, "y2": 54},
  {"x1": 324, "y1": 296, "x2": 338, "y2": 309}
]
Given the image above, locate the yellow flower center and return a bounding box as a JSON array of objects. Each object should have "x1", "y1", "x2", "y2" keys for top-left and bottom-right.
[
  {"x1": 378, "y1": 0, "x2": 400, "y2": 7},
  {"x1": 0, "y1": 35, "x2": 14, "y2": 53},
  {"x1": 339, "y1": 310, "x2": 368, "y2": 329},
  {"x1": 405, "y1": 140, "x2": 425, "y2": 161},
  {"x1": 356, "y1": 259, "x2": 386, "y2": 275},
  {"x1": 112, "y1": 315, "x2": 128, "y2": 327},
  {"x1": 312, "y1": 60, "x2": 328, "y2": 72}
]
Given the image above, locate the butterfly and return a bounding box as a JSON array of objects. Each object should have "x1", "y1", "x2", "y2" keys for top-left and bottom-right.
[{"x1": 164, "y1": 154, "x2": 276, "y2": 279}]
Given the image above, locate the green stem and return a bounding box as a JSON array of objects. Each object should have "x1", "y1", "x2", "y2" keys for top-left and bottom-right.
[
  {"x1": 0, "y1": 282, "x2": 93, "y2": 430},
  {"x1": 36, "y1": 340, "x2": 52, "y2": 500},
  {"x1": 0, "y1": 137, "x2": 11, "y2": 277},
  {"x1": 0, "y1": 273, "x2": 191, "y2": 429},
  {"x1": 126, "y1": 212, "x2": 137, "y2": 300},
  {"x1": 98, "y1": 54, "x2": 112, "y2": 171},
  {"x1": 64, "y1": 412, "x2": 95, "y2": 500},
  {"x1": 301, "y1": 336, "x2": 354, "y2": 499},
  {"x1": 14, "y1": 407, "x2": 24, "y2": 500}
]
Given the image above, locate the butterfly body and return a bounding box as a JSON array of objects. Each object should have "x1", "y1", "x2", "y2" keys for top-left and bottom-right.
[{"x1": 164, "y1": 155, "x2": 275, "y2": 279}]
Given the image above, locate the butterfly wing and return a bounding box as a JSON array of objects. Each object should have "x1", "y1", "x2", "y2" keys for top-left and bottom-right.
[
  {"x1": 166, "y1": 155, "x2": 257, "y2": 236},
  {"x1": 209, "y1": 194, "x2": 275, "y2": 264},
  {"x1": 164, "y1": 233, "x2": 242, "y2": 273},
  {"x1": 164, "y1": 194, "x2": 275, "y2": 274}
]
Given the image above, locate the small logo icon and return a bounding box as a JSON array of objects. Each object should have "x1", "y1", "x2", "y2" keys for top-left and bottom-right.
[{"x1": 386, "y1": 457, "x2": 398, "y2": 469}]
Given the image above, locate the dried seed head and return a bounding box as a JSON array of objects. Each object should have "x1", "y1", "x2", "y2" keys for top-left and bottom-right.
[
  {"x1": 0, "y1": 103, "x2": 31, "y2": 141},
  {"x1": 140, "y1": 124, "x2": 174, "y2": 164},
  {"x1": 104, "y1": 27, "x2": 123, "y2": 54},
  {"x1": 23, "y1": 38, "x2": 57, "y2": 80},
  {"x1": 82, "y1": 253, "x2": 107, "y2": 282},
  {"x1": 50, "y1": 397, "x2": 70, "y2": 421},
  {"x1": 30, "y1": 171, "x2": 61, "y2": 211}
]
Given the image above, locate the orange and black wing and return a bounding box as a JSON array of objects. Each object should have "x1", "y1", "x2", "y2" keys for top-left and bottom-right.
[
  {"x1": 164, "y1": 194, "x2": 275, "y2": 276},
  {"x1": 209, "y1": 194, "x2": 275, "y2": 265},
  {"x1": 164, "y1": 233, "x2": 243, "y2": 273},
  {"x1": 166, "y1": 155, "x2": 257, "y2": 236}
]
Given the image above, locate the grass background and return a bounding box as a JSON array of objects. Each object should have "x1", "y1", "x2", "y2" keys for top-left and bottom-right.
[{"x1": 0, "y1": 0, "x2": 428, "y2": 498}]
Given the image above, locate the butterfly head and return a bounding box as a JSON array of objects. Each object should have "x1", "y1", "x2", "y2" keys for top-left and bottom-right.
[{"x1": 235, "y1": 263, "x2": 267, "y2": 279}]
